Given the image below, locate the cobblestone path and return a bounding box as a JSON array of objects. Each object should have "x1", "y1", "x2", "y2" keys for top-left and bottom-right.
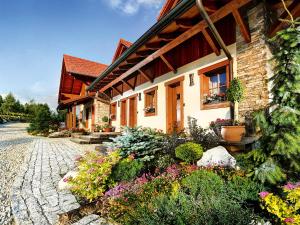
[
  {"x1": 11, "y1": 138, "x2": 83, "y2": 225},
  {"x1": 0, "y1": 123, "x2": 94, "y2": 225}
]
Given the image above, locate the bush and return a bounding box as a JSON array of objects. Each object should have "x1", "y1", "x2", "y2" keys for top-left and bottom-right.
[
  {"x1": 105, "y1": 126, "x2": 164, "y2": 161},
  {"x1": 27, "y1": 104, "x2": 51, "y2": 135},
  {"x1": 112, "y1": 157, "x2": 144, "y2": 182},
  {"x1": 162, "y1": 132, "x2": 187, "y2": 157},
  {"x1": 69, "y1": 151, "x2": 120, "y2": 202},
  {"x1": 188, "y1": 117, "x2": 220, "y2": 150},
  {"x1": 175, "y1": 142, "x2": 203, "y2": 164}
]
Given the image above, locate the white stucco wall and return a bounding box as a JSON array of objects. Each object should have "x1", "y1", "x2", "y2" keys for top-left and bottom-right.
[{"x1": 111, "y1": 44, "x2": 237, "y2": 132}]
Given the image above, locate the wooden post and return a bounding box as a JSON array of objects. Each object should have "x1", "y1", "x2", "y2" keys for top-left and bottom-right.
[{"x1": 72, "y1": 105, "x2": 76, "y2": 129}]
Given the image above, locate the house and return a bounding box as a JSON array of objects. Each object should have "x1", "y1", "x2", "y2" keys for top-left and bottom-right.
[
  {"x1": 57, "y1": 54, "x2": 110, "y2": 131},
  {"x1": 85, "y1": 0, "x2": 299, "y2": 133}
]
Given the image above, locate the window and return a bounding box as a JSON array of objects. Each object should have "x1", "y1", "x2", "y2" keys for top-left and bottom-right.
[
  {"x1": 110, "y1": 102, "x2": 117, "y2": 121},
  {"x1": 143, "y1": 86, "x2": 158, "y2": 116},
  {"x1": 199, "y1": 60, "x2": 230, "y2": 110}
]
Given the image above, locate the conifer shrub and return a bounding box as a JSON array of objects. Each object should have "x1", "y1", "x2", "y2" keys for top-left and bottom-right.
[{"x1": 175, "y1": 142, "x2": 203, "y2": 164}]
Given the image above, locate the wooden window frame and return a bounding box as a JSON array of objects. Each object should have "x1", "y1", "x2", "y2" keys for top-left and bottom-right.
[
  {"x1": 198, "y1": 60, "x2": 230, "y2": 110},
  {"x1": 143, "y1": 86, "x2": 158, "y2": 117},
  {"x1": 110, "y1": 102, "x2": 117, "y2": 121}
]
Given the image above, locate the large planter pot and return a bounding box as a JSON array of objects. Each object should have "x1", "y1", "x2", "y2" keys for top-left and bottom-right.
[
  {"x1": 221, "y1": 126, "x2": 245, "y2": 142},
  {"x1": 102, "y1": 127, "x2": 113, "y2": 132}
]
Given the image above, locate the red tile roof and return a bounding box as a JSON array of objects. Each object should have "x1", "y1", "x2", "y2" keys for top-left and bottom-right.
[
  {"x1": 112, "y1": 39, "x2": 133, "y2": 62},
  {"x1": 157, "y1": 0, "x2": 180, "y2": 20},
  {"x1": 63, "y1": 54, "x2": 108, "y2": 78}
]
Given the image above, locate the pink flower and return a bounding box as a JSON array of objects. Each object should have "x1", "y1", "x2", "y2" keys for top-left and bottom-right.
[
  {"x1": 96, "y1": 158, "x2": 105, "y2": 164},
  {"x1": 284, "y1": 218, "x2": 295, "y2": 223},
  {"x1": 75, "y1": 155, "x2": 83, "y2": 162},
  {"x1": 88, "y1": 168, "x2": 95, "y2": 174},
  {"x1": 284, "y1": 182, "x2": 296, "y2": 190},
  {"x1": 63, "y1": 177, "x2": 69, "y2": 182},
  {"x1": 259, "y1": 191, "x2": 270, "y2": 199}
]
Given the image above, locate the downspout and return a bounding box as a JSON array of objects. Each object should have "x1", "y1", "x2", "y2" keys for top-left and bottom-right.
[{"x1": 196, "y1": 0, "x2": 235, "y2": 120}]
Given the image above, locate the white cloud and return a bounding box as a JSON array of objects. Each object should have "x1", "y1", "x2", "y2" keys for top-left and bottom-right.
[{"x1": 106, "y1": 0, "x2": 164, "y2": 15}]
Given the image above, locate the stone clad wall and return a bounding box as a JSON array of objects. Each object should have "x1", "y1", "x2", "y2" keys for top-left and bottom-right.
[
  {"x1": 236, "y1": 2, "x2": 271, "y2": 120},
  {"x1": 94, "y1": 99, "x2": 110, "y2": 127}
]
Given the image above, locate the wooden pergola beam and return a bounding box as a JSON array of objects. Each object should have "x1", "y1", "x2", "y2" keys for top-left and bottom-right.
[
  {"x1": 160, "y1": 55, "x2": 177, "y2": 73},
  {"x1": 202, "y1": 29, "x2": 220, "y2": 56},
  {"x1": 99, "y1": 0, "x2": 252, "y2": 93},
  {"x1": 231, "y1": 8, "x2": 251, "y2": 43},
  {"x1": 138, "y1": 69, "x2": 153, "y2": 83}
]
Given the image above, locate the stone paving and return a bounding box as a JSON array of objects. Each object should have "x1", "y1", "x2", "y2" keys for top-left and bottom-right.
[{"x1": 11, "y1": 138, "x2": 84, "y2": 225}]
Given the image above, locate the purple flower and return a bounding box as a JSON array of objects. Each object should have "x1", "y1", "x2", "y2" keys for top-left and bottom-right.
[
  {"x1": 259, "y1": 191, "x2": 270, "y2": 199},
  {"x1": 284, "y1": 218, "x2": 295, "y2": 224},
  {"x1": 284, "y1": 182, "x2": 296, "y2": 190},
  {"x1": 63, "y1": 177, "x2": 69, "y2": 182},
  {"x1": 105, "y1": 183, "x2": 130, "y2": 197}
]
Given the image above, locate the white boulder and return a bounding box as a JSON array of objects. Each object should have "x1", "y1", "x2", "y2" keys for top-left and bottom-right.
[
  {"x1": 58, "y1": 171, "x2": 78, "y2": 191},
  {"x1": 197, "y1": 146, "x2": 236, "y2": 168}
]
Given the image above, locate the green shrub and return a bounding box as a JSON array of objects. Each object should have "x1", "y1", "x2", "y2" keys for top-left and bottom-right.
[
  {"x1": 175, "y1": 142, "x2": 203, "y2": 163},
  {"x1": 112, "y1": 157, "x2": 144, "y2": 182},
  {"x1": 105, "y1": 126, "x2": 164, "y2": 161},
  {"x1": 69, "y1": 151, "x2": 120, "y2": 202}
]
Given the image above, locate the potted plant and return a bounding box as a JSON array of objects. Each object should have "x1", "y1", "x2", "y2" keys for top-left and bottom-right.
[
  {"x1": 102, "y1": 116, "x2": 113, "y2": 132},
  {"x1": 221, "y1": 78, "x2": 245, "y2": 142}
]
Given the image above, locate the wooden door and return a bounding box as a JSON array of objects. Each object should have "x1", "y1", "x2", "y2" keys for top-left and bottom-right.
[
  {"x1": 85, "y1": 108, "x2": 90, "y2": 129},
  {"x1": 166, "y1": 77, "x2": 184, "y2": 133},
  {"x1": 128, "y1": 95, "x2": 137, "y2": 128},
  {"x1": 120, "y1": 99, "x2": 127, "y2": 127}
]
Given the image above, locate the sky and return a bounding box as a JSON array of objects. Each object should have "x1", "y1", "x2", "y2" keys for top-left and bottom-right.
[{"x1": 0, "y1": 0, "x2": 165, "y2": 110}]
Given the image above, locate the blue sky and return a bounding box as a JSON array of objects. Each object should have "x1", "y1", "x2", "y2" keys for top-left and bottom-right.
[{"x1": 0, "y1": 0, "x2": 164, "y2": 109}]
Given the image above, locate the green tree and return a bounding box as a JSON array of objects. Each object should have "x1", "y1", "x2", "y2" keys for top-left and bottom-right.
[
  {"x1": 248, "y1": 22, "x2": 300, "y2": 184},
  {"x1": 27, "y1": 104, "x2": 51, "y2": 134},
  {"x1": 1, "y1": 93, "x2": 18, "y2": 113},
  {"x1": 0, "y1": 95, "x2": 3, "y2": 112}
]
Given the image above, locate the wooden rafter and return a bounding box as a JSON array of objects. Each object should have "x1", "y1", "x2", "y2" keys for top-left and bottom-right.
[
  {"x1": 176, "y1": 19, "x2": 195, "y2": 29},
  {"x1": 99, "y1": 0, "x2": 252, "y2": 93},
  {"x1": 160, "y1": 55, "x2": 177, "y2": 73},
  {"x1": 231, "y1": 8, "x2": 251, "y2": 43},
  {"x1": 119, "y1": 64, "x2": 133, "y2": 70},
  {"x1": 145, "y1": 42, "x2": 164, "y2": 50},
  {"x1": 136, "y1": 49, "x2": 154, "y2": 57},
  {"x1": 126, "y1": 57, "x2": 145, "y2": 64},
  {"x1": 157, "y1": 32, "x2": 180, "y2": 41},
  {"x1": 111, "y1": 85, "x2": 123, "y2": 96},
  {"x1": 133, "y1": 74, "x2": 138, "y2": 89},
  {"x1": 123, "y1": 79, "x2": 135, "y2": 90},
  {"x1": 269, "y1": 0, "x2": 300, "y2": 37},
  {"x1": 202, "y1": 28, "x2": 220, "y2": 55},
  {"x1": 138, "y1": 69, "x2": 153, "y2": 83}
]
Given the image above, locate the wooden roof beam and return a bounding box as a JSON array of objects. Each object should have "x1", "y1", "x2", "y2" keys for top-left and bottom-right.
[
  {"x1": 157, "y1": 32, "x2": 181, "y2": 41},
  {"x1": 138, "y1": 69, "x2": 153, "y2": 83},
  {"x1": 111, "y1": 85, "x2": 123, "y2": 96},
  {"x1": 202, "y1": 28, "x2": 221, "y2": 56},
  {"x1": 145, "y1": 42, "x2": 165, "y2": 50},
  {"x1": 126, "y1": 57, "x2": 144, "y2": 64},
  {"x1": 99, "y1": 0, "x2": 252, "y2": 92},
  {"x1": 119, "y1": 64, "x2": 133, "y2": 70},
  {"x1": 136, "y1": 49, "x2": 154, "y2": 57},
  {"x1": 160, "y1": 55, "x2": 177, "y2": 73},
  {"x1": 176, "y1": 19, "x2": 195, "y2": 29},
  {"x1": 123, "y1": 79, "x2": 135, "y2": 91},
  {"x1": 231, "y1": 8, "x2": 251, "y2": 43},
  {"x1": 269, "y1": 0, "x2": 300, "y2": 37}
]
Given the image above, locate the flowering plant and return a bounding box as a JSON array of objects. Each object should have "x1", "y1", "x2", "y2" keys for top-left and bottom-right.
[
  {"x1": 68, "y1": 150, "x2": 121, "y2": 202},
  {"x1": 143, "y1": 106, "x2": 156, "y2": 113},
  {"x1": 260, "y1": 182, "x2": 300, "y2": 224}
]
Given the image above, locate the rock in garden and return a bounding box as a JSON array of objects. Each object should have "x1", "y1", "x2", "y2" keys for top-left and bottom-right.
[
  {"x1": 48, "y1": 130, "x2": 71, "y2": 138},
  {"x1": 197, "y1": 146, "x2": 236, "y2": 168},
  {"x1": 58, "y1": 171, "x2": 78, "y2": 190}
]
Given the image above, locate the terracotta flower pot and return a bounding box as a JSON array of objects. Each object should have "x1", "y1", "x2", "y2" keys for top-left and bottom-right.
[
  {"x1": 221, "y1": 126, "x2": 245, "y2": 142},
  {"x1": 103, "y1": 127, "x2": 112, "y2": 132}
]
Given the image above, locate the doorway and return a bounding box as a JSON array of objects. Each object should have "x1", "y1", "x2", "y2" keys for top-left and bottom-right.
[
  {"x1": 128, "y1": 95, "x2": 138, "y2": 128},
  {"x1": 165, "y1": 77, "x2": 184, "y2": 133},
  {"x1": 85, "y1": 107, "x2": 90, "y2": 129},
  {"x1": 120, "y1": 99, "x2": 127, "y2": 127}
]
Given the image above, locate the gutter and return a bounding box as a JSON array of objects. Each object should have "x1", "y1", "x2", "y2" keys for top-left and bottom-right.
[{"x1": 87, "y1": 0, "x2": 195, "y2": 92}]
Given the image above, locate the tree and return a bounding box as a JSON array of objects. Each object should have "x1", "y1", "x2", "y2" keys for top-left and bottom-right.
[
  {"x1": 1, "y1": 93, "x2": 18, "y2": 113},
  {"x1": 0, "y1": 95, "x2": 3, "y2": 112},
  {"x1": 27, "y1": 104, "x2": 52, "y2": 134},
  {"x1": 248, "y1": 19, "x2": 300, "y2": 184}
]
